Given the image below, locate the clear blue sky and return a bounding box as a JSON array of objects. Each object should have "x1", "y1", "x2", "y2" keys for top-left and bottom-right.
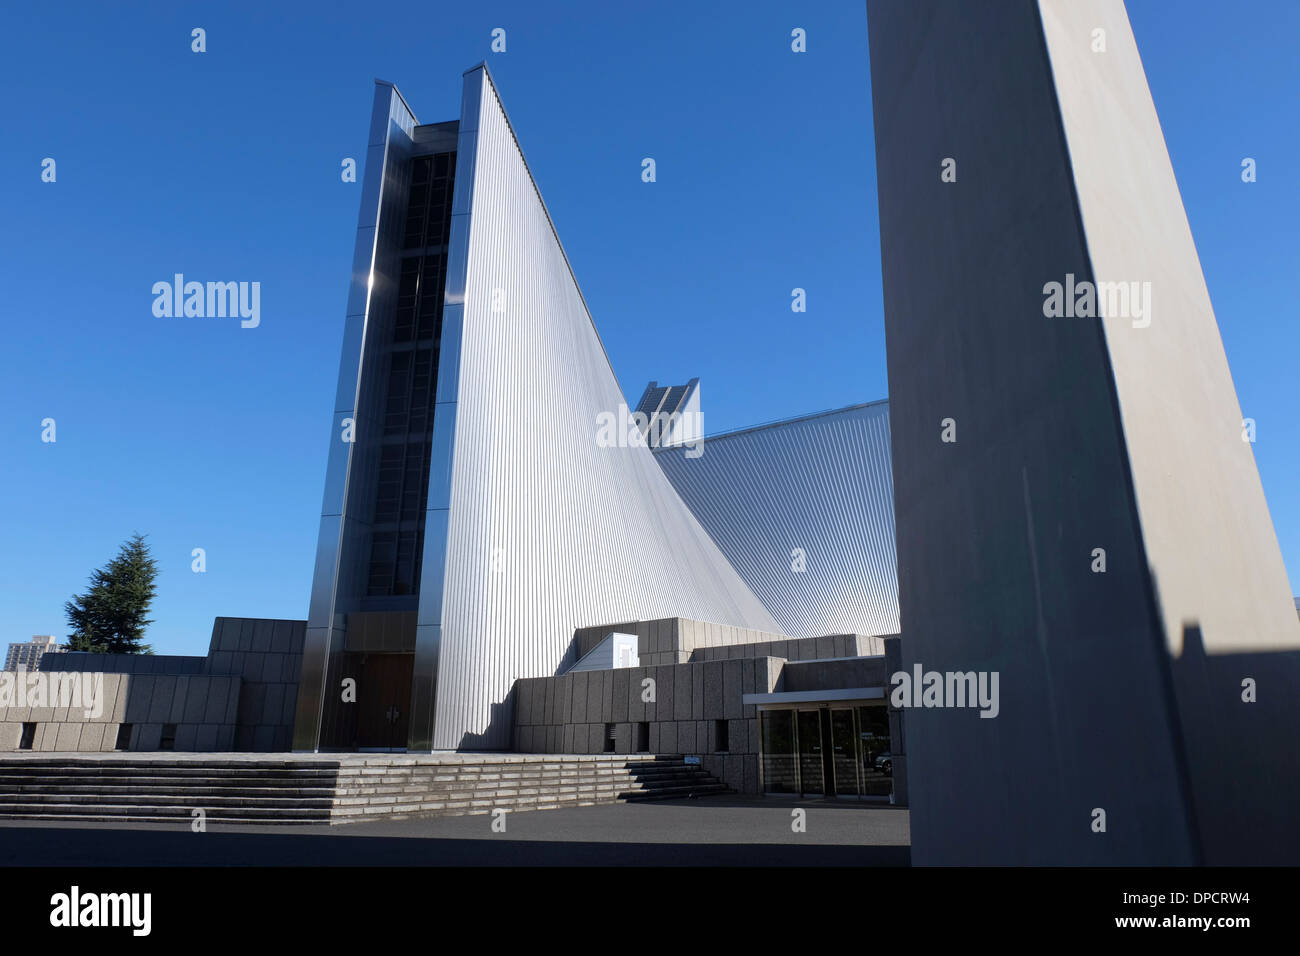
[{"x1": 1, "y1": 1, "x2": 1296, "y2": 655}]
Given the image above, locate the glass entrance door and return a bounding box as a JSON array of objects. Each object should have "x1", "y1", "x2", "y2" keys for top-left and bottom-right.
[
  {"x1": 856, "y1": 705, "x2": 892, "y2": 797},
  {"x1": 829, "y1": 708, "x2": 859, "y2": 796},
  {"x1": 761, "y1": 703, "x2": 894, "y2": 799},
  {"x1": 796, "y1": 711, "x2": 825, "y2": 795}
]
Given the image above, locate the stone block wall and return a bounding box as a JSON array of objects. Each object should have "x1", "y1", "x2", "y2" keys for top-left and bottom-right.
[
  {"x1": 779, "y1": 655, "x2": 889, "y2": 691},
  {"x1": 204, "y1": 618, "x2": 305, "y2": 751},
  {"x1": 571, "y1": 618, "x2": 888, "y2": 669},
  {"x1": 511, "y1": 656, "x2": 785, "y2": 794},
  {"x1": 690, "y1": 633, "x2": 885, "y2": 663},
  {"x1": 2, "y1": 616, "x2": 303, "y2": 753},
  {"x1": 0, "y1": 672, "x2": 242, "y2": 752},
  {"x1": 571, "y1": 618, "x2": 789, "y2": 667},
  {"x1": 40, "y1": 653, "x2": 206, "y2": 674}
]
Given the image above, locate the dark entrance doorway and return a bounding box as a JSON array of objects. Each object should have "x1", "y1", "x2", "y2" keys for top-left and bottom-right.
[{"x1": 350, "y1": 652, "x2": 414, "y2": 750}]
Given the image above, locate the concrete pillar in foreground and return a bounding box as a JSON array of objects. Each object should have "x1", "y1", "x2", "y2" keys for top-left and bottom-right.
[{"x1": 866, "y1": 0, "x2": 1300, "y2": 864}]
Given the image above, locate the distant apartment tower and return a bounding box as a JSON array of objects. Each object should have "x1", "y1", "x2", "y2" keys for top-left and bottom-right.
[{"x1": 5, "y1": 635, "x2": 66, "y2": 671}]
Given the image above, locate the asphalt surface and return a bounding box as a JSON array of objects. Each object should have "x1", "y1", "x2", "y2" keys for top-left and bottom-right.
[{"x1": 0, "y1": 797, "x2": 910, "y2": 866}]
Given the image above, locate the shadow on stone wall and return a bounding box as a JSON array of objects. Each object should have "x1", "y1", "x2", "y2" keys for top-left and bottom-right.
[{"x1": 1166, "y1": 623, "x2": 1300, "y2": 865}]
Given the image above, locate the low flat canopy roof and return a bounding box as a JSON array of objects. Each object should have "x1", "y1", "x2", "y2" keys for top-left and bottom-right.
[{"x1": 743, "y1": 687, "x2": 885, "y2": 706}]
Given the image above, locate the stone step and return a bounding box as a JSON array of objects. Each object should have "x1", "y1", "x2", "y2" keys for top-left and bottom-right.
[
  {"x1": 0, "y1": 785, "x2": 335, "y2": 799},
  {"x1": 0, "y1": 775, "x2": 339, "y2": 789},
  {"x1": 0, "y1": 813, "x2": 325, "y2": 826},
  {"x1": 334, "y1": 759, "x2": 693, "y2": 771},
  {"x1": 0, "y1": 775, "x2": 340, "y2": 790},
  {"x1": 352, "y1": 789, "x2": 731, "y2": 819},
  {"x1": 0, "y1": 802, "x2": 330, "y2": 820},
  {"x1": 330, "y1": 776, "x2": 729, "y2": 812},
  {"x1": 333, "y1": 780, "x2": 712, "y2": 805},
  {"x1": 0, "y1": 784, "x2": 339, "y2": 798},
  {"x1": 0, "y1": 753, "x2": 731, "y2": 824},
  {"x1": 331, "y1": 769, "x2": 712, "y2": 788},
  {"x1": 0, "y1": 770, "x2": 702, "y2": 791},
  {"x1": 337, "y1": 756, "x2": 687, "y2": 765},
  {"x1": 0, "y1": 792, "x2": 335, "y2": 808},
  {"x1": 623, "y1": 783, "x2": 730, "y2": 801},
  {"x1": 0, "y1": 760, "x2": 340, "y2": 770},
  {"x1": 332, "y1": 765, "x2": 689, "y2": 774},
  {"x1": 0, "y1": 768, "x2": 339, "y2": 781},
  {"x1": 343, "y1": 769, "x2": 714, "y2": 780}
]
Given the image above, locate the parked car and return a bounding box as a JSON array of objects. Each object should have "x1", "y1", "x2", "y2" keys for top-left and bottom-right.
[{"x1": 874, "y1": 752, "x2": 893, "y2": 776}]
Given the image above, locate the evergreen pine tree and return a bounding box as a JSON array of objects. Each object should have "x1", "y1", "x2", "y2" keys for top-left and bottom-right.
[{"x1": 64, "y1": 533, "x2": 158, "y2": 654}]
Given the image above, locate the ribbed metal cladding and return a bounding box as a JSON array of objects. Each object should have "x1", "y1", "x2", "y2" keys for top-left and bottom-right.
[
  {"x1": 653, "y1": 401, "x2": 900, "y2": 638},
  {"x1": 425, "y1": 66, "x2": 781, "y2": 750},
  {"x1": 295, "y1": 82, "x2": 419, "y2": 752}
]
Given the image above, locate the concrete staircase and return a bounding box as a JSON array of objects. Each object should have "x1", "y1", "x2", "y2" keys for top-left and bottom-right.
[
  {"x1": 0, "y1": 754, "x2": 728, "y2": 825},
  {"x1": 0, "y1": 758, "x2": 338, "y2": 824},
  {"x1": 332, "y1": 754, "x2": 728, "y2": 821}
]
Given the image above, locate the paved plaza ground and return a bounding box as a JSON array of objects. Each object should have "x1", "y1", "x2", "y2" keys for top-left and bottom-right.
[{"x1": 0, "y1": 796, "x2": 910, "y2": 866}]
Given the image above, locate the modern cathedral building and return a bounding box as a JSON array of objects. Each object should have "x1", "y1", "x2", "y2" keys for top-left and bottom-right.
[
  {"x1": 291, "y1": 64, "x2": 898, "y2": 757},
  {"x1": 1, "y1": 65, "x2": 906, "y2": 807}
]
